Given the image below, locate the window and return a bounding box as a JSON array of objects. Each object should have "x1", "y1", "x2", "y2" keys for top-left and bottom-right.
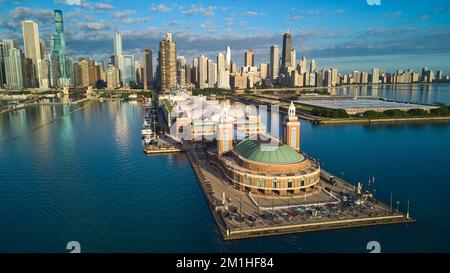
[
  {"x1": 244, "y1": 176, "x2": 251, "y2": 185},
  {"x1": 273, "y1": 179, "x2": 279, "y2": 189},
  {"x1": 257, "y1": 179, "x2": 265, "y2": 188},
  {"x1": 291, "y1": 127, "x2": 297, "y2": 149},
  {"x1": 301, "y1": 179, "x2": 305, "y2": 187},
  {"x1": 310, "y1": 176, "x2": 315, "y2": 185},
  {"x1": 287, "y1": 180, "x2": 293, "y2": 189}
]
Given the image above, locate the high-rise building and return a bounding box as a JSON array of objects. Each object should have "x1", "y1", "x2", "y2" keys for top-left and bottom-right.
[
  {"x1": 5, "y1": 46, "x2": 24, "y2": 90},
  {"x1": 217, "y1": 52, "x2": 229, "y2": 89},
  {"x1": 143, "y1": 49, "x2": 153, "y2": 90},
  {"x1": 310, "y1": 59, "x2": 317, "y2": 73},
  {"x1": 371, "y1": 68, "x2": 380, "y2": 84},
  {"x1": 290, "y1": 49, "x2": 296, "y2": 69},
  {"x1": 123, "y1": 55, "x2": 135, "y2": 86},
  {"x1": 207, "y1": 59, "x2": 217, "y2": 87},
  {"x1": 244, "y1": 50, "x2": 254, "y2": 67},
  {"x1": 436, "y1": 70, "x2": 443, "y2": 80},
  {"x1": 22, "y1": 20, "x2": 42, "y2": 88},
  {"x1": 225, "y1": 46, "x2": 231, "y2": 71},
  {"x1": 79, "y1": 59, "x2": 89, "y2": 87},
  {"x1": 331, "y1": 68, "x2": 338, "y2": 86},
  {"x1": 158, "y1": 33, "x2": 177, "y2": 92},
  {"x1": 270, "y1": 45, "x2": 279, "y2": 80},
  {"x1": 107, "y1": 64, "x2": 120, "y2": 89},
  {"x1": 299, "y1": 56, "x2": 307, "y2": 74},
  {"x1": 191, "y1": 57, "x2": 199, "y2": 85},
  {"x1": 217, "y1": 52, "x2": 226, "y2": 72},
  {"x1": 177, "y1": 56, "x2": 186, "y2": 87},
  {"x1": 198, "y1": 55, "x2": 208, "y2": 89},
  {"x1": 260, "y1": 63, "x2": 269, "y2": 79},
  {"x1": 113, "y1": 32, "x2": 124, "y2": 83},
  {"x1": 281, "y1": 32, "x2": 292, "y2": 73},
  {"x1": 51, "y1": 10, "x2": 70, "y2": 87},
  {"x1": 230, "y1": 62, "x2": 237, "y2": 74}
]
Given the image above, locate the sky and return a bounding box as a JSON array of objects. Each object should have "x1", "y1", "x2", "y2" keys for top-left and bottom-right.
[{"x1": 0, "y1": 0, "x2": 450, "y2": 73}]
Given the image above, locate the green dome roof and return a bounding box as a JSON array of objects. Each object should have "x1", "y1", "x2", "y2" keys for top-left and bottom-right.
[{"x1": 233, "y1": 137, "x2": 304, "y2": 165}]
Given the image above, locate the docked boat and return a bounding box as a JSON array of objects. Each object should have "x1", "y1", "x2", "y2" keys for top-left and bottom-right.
[
  {"x1": 126, "y1": 94, "x2": 138, "y2": 101},
  {"x1": 143, "y1": 135, "x2": 153, "y2": 145},
  {"x1": 141, "y1": 126, "x2": 153, "y2": 138}
]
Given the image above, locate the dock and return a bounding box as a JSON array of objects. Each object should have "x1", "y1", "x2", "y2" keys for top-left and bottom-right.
[
  {"x1": 183, "y1": 141, "x2": 414, "y2": 241},
  {"x1": 144, "y1": 145, "x2": 184, "y2": 154}
]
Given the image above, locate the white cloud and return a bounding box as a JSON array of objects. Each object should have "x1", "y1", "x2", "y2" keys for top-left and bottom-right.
[
  {"x1": 150, "y1": 4, "x2": 172, "y2": 13},
  {"x1": 54, "y1": 0, "x2": 81, "y2": 5},
  {"x1": 244, "y1": 11, "x2": 264, "y2": 16},
  {"x1": 180, "y1": 5, "x2": 219, "y2": 17},
  {"x1": 95, "y1": 2, "x2": 114, "y2": 10},
  {"x1": 112, "y1": 10, "x2": 135, "y2": 18}
]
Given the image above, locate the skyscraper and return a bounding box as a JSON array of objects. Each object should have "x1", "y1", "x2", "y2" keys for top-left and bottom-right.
[
  {"x1": 5, "y1": 47, "x2": 24, "y2": 90},
  {"x1": 310, "y1": 59, "x2": 317, "y2": 73},
  {"x1": 217, "y1": 52, "x2": 226, "y2": 72},
  {"x1": 225, "y1": 46, "x2": 231, "y2": 70},
  {"x1": 290, "y1": 48, "x2": 296, "y2": 68},
  {"x1": 113, "y1": 31, "x2": 124, "y2": 83},
  {"x1": 270, "y1": 45, "x2": 279, "y2": 80},
  {"x1": 143, "y1": 49, "x2": 153, "y2": 90},
  {"x1": 244, "y1": 50, "x2": 254, "y2": 67},
  {"x1": 158, "y1": 33, "x2": 177, "y2": 92},
  {"x1": 198, "y1": 55, "x2": 208, "y2": 89},
  {"x1": 0, "y1": 40, "x2": 19, "y2": 88},
  {"x1": 123, "y1": 55, "x2": 135, "y2": 86},
  {"x1": 299, "y1": 56, "x2": 307, "y2": 74},
  {"x1": 22, "y1": 20, "x2": 41, "y2": 88},
  {"x1": 207, "y1": 59, "x2": 217, "y2": 87},
  {"x1": 260, "y1": 63, "x2": 269, "y2": 79},
  {"x1": 51, "y1": 10, "x2": 69, "y2": 87},
  {"x1": 281, "y1": 32, "x2": 292, "y2": 73}
]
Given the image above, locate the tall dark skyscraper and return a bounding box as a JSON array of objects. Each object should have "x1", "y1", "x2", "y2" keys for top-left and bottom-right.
[
  {"x1": 281, "y1": 32, "x2": 292, "y2": 74},
  {"x1": 143, "y1": 48, "x2": 153, "y2": 90}
]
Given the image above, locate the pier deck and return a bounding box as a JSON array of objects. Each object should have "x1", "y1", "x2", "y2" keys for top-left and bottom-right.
[{"x1": 184, "y1": 141, "x2": 414, "y2": 241}]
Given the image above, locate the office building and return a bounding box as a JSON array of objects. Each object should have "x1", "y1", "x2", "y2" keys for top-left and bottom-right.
[
  {"x1": 270, "y1": 45, "x2": 279, "y2": 80},
  {"x1": 158, "y1": 33, "x2": 177, "y2": 92}
]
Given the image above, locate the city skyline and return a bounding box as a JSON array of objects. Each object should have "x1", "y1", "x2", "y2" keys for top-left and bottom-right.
[{"x1": 0, "y1": 0, "x2": 449, "y2": 73}]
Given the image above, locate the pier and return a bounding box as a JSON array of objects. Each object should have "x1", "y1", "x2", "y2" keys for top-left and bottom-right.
[{"x1": 183, "y1": 141, "x2": 414, "y2": 241}]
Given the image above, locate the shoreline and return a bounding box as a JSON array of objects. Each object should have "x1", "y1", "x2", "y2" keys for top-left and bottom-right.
[{"x1": 318, "y1": 116, "x2": 450, "y2": 125}]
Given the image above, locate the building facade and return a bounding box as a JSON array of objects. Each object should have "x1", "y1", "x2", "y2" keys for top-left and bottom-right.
[{"x1": 158, "y1": 33, "x2": 177, "y2": 92}]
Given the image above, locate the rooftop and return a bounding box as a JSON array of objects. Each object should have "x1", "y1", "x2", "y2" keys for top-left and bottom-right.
[{"x1": 234, "y1": 136, "x2": 304, "y2": 165}]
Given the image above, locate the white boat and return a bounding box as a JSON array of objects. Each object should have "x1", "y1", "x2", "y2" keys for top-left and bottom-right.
[
  {"x1": 143, "y1": 135, "x2": 152, "y2": 145},
  {"x1": 141, "y1": 128, "x2": 153, "y2": 137},
  {"x1": 126, "y1": 94, "x2": 138, "y2": 100}
]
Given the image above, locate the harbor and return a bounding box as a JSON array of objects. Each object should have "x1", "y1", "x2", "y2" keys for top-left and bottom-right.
[
  {"x1": 183, "y1": 140, "x2": 414, "y2": 241},
  {"x1": 151, "y1": 93, "x2": 415, "y2": 241}
]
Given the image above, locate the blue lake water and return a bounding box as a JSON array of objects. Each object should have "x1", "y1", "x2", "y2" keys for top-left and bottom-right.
[
  {"x1": 329, "y1": 83, "x2": 450, "y2": 105},
  {"x1": 1, "y1": 85, "x2": 450, "y2": 253}
]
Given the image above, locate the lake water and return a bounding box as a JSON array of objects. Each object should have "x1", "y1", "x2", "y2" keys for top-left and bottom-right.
[
  {"x1": 1, "y1": 85, "x2": 450, "y2": 252},
  {"x1": 329, "y1": 83, "x2": 450, "y2": 105}
]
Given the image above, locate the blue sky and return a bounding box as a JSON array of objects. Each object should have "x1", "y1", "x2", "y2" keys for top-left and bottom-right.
[{"x1": 0, "y1": 0, "x2": 450, "y2": 73}]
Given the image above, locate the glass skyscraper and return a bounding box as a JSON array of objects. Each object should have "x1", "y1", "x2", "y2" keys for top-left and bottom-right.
[{"x1": 51, "y1": 10, "x2": 70, "y2": 87}]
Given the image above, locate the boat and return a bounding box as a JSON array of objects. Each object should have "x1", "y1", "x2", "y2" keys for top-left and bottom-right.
[
  {"x1": 126, "y1": 94, "x2": 138, "y2": 101},
  {"x1": 143, "y1": 135, "x2": 153, "y2": 145},
  {"x1": 99, "y1": 97, "x2": 104, "y2": 102},
  {"x1": 141, "y1": 125, "x2": 153, "y2": 138}
]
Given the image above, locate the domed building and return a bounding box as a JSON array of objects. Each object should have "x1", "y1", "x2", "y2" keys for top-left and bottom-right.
[{"x1": 211, "y1": 102, "x2": 321, "y2": 197}]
